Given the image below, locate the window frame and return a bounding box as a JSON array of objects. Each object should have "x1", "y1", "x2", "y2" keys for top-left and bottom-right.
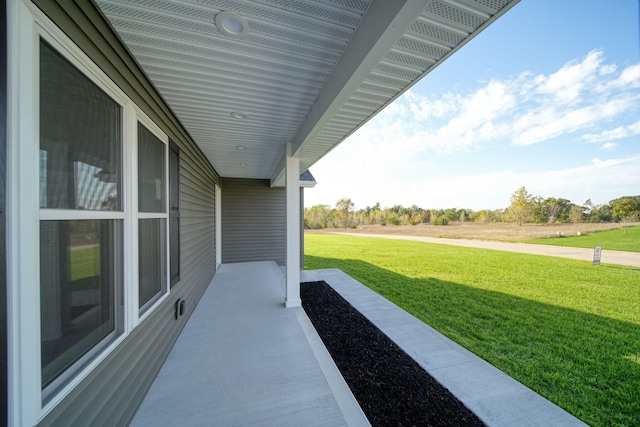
[
  {"x1": 36, "y1": 28, "x2": 131, "y2": 412},
  {"x1": 135, "y1": 116, "x2": 170, "y2": 319},
  {"x1": 169, "y1": 141, "x2": 180, "y2": 286},
  {"x1": 8, "y1": 4, "x2": 173, "y2": 422}
]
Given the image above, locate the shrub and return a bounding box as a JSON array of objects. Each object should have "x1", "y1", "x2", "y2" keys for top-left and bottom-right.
[{"x1": 431, "y1": 216, "x2": 449, "y2": 225}]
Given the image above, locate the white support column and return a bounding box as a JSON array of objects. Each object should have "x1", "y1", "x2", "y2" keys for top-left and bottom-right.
[
  {"x1": 285, "y1": 143, "x2": 301, "y2": 308},
  {"x1": 215, "y1": 184, "x2": 222, "y2": 270}
]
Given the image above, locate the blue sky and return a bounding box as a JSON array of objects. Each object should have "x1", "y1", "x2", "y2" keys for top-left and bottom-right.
[{"x1": 305, "y1": 0, "x2": 640, "y2": 211}]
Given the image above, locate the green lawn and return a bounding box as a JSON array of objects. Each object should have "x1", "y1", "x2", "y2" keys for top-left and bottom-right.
[
  {"x1": 529, "y1": 226, "x2": 640, "y2": 252},
  {"x1": 305, "y1": 234, "x2": 640, "y2": 427},
  {"x1": 70, "y1": 245, "x2": 100, "y2": 291}
]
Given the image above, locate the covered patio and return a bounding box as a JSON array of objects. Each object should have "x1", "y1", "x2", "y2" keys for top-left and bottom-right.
[
  {"x1": 6, "y1": 1, "x2": 588, "y2": 424},
  {"x1": 132, "y1": 262, "x2": 587, "y2": 427}
]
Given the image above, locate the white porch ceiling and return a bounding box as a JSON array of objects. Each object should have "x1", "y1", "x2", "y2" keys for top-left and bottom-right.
[{"x1": 96, "y1": 0, "x2": 519, "y2": 185}]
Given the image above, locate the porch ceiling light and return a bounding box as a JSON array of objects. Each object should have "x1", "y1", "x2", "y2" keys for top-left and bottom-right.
[
  {"x1": 236, "y1": 145, "x2": 247, "y2": 150},
  {"x1": 231, "y1": 111, "x2": 247, "y2": 119},
  {"x1": 215, "y1": 11, "x2": 249, "y2": 38}
]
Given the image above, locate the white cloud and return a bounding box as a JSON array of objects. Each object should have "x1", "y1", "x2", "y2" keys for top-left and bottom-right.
[
  {"x1": 429, "y1": 80, "x2": 516, "y2": 150},
  {"x1": 600, "y1": 142, "x2": 618, "y2": 150},
  {"x1": 305, "y1": 50, "x2": 640, "y2": 210},
  {"x1": 409, "y1": 92, "x2": 461, "y2": 121},
  {"x1": 520, "y1": 155, "x2": 640, "y2": 205},
  {"x1": 306, "y1": 155, "x2": 640, "y2": 210},
  {"x1": 537, "y1": 50, "x2": 605, "y2": 102},
  {"x1": 511, "y1": 96, "x2": 638, "y2": 146},
  {"x1": 379, "y1": 49, "x2": 640, "y2": 150},
  {"x1": 597, "y1": 64, "x2": 640, "y2": 90},
  {"x1": 581, "y1": 119, "x2": 640, "y2": 143}
]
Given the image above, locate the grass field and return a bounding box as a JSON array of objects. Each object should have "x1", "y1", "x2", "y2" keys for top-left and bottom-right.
[
  {"x1": 530, "y1": 226, "x2": 640, "y2": 252},
  {"x1": 70, "y1": 245, "x2": 100, "y2": 291},
  {"x1": 304, "y1": 234, "x2": 640, "y2": 427},
  {"x1": 309, "y1": 221, "x2": 633, "y2": 242}
]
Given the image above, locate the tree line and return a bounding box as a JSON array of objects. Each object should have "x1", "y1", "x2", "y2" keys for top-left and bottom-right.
[{"x1": 304, "y1": 187, "x2": 640, "y2": 229}]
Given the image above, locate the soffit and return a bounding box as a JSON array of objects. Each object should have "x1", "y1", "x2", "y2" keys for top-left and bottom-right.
[{"x1": 95, "y1": 0, "x2": 518, "y2": 183}]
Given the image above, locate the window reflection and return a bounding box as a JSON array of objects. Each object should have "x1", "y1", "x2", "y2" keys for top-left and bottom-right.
[
  {"x1": 138, "y1": 218, "x2": 166, "y2": 311},
  {"x1": 39, "y1": 41, "x2": 121, "y2": 211},
  {"x1": 40, "y1": 220, "x2": 122, "y2": 389}
]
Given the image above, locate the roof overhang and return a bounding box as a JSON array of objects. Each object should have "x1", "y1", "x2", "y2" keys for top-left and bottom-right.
[
  {"x1": 96, "y1": 0, "x2": 520, "y2": 187},
  {"x1": 299, "y1": 170, "x2": 317, "y2": 188}
]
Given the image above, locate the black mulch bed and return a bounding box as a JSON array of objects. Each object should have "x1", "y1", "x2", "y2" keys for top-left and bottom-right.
[{"x1": 301, "y1": 281, "x2": 486, "y2": 427}]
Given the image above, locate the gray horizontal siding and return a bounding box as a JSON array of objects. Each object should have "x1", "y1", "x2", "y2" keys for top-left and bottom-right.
[
  {"x1": 222, "y1": 178, "x2": 286, "y2": 265},
  {"x1": 32, "y1": 1, "x2": 218, "y2": 426}
]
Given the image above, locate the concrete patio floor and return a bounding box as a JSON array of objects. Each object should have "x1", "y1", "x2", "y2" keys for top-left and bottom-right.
[
  {"x1": 132, "y1": 261, "x2": 587, "y2": 426},
  {"x1": 131, "y1": 261, "x2": 367, "y2": 427}
]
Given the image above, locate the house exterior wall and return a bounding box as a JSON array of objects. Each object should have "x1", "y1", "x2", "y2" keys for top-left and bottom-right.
[
  {"x1": 221, "y1": 179, "x2": 306, "y2": 268},
  {"x1": 7, "y1": 1, "x2": 219, "y2": 425},
  {"x1": 222, "y1": 178, "x2": 286, "y2": 265}
]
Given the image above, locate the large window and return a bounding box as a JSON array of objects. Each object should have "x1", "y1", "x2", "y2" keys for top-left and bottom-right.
[
  {"x1": 38, "y1": 36, "x2": 171, "y2": 402},
  {"x1": 138, "y1": 124, "x2": 167, "y2": 312},
  {"x1": 39, "y1": 40, "x2": 124, "y2": 398}
]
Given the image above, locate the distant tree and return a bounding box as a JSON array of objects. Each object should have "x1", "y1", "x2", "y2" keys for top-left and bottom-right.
[
  {"x1": 529, "y1": 196, "x2": 545, "y2": 223},
  {"x1": 355, "y1": 209, "x2": 368, "y2": 226},
  {"x1": 304, "y1": 204, "x2": 332, "y2": 229},
  {"x1": 609, "y1": 195, "x2": 640, "y2": 208},
  {"x1": 443, "y1": 208, "x2": 458, "y2": 222},
  {"x1": 409, "y1": 211, "x2": 423, "y2": 225},
  {"x1": 458, "y1": 209, "x2": 472, "y2": 222},
  {"x1": 470, "y1": 209, "x2": 503, "y2": 223},
  {"x1": 388, "y1": 205, "x2": 399, "y2": 214},
  {"x1": 473, "y1": 210, "x2": 491, "y2": 223},
  {"x1": 569, "y1": 205, "x2": 584, "y2": 224},
  {"x1": 386, "y1": 212, "x2": 401, "y2": 225},
  {"x1": 612, "y1": 197, "x2": 639, "y2": 234},
  {"x1": 431, "y1": 215, "x2": 448, "y2": 225},
  {"x1": 540, "y1": 197, "x2": 572, "y2": 224},
  {"x1": 582, "y1": 199, "x2": 595, "y2": 222},
  {"x1": 369, "y1": 208, "x2": 385, "y2": 225},
  {"x1": 334, "y1": 198, "x2": 354, "y2": 228},
  {"x1": 507, "y1": 186, "x2": 534, "y2": 225},
  {"x1": 584, "y1": 200, "x2": 612, "y2": 223},
  {"x1": 584, "y1": 199, "x2": 594, "y2": 213},
  {"x1": 101, "y1": 194, "x2": 118, "y2": 210},
  {"x1": 359, "y1": 203, "x2": 377, "y2": 225}
]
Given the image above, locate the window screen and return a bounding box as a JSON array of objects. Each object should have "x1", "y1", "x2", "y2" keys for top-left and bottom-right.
[
  {"x1": 39, "y1": 39, "x2": 123, "y2": 395},
  {"x1": 40, "y1": 220, "x2": 122, "y2": 389},
  {"x1": 169, "y1": 142, "x2": 180, "y2": 286},
  {"x1": 39, "y1": 41, "x2": 121, "y2": 211},
  {"x1": 138, "y1": 218, "x2": 167, "y2": 309},
  {"x1": 137, "y1": 123, "x2": 167, "y2": 312},
  {"x1": 138, "y1": 125, "x2": 165, "y2": 213}
]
